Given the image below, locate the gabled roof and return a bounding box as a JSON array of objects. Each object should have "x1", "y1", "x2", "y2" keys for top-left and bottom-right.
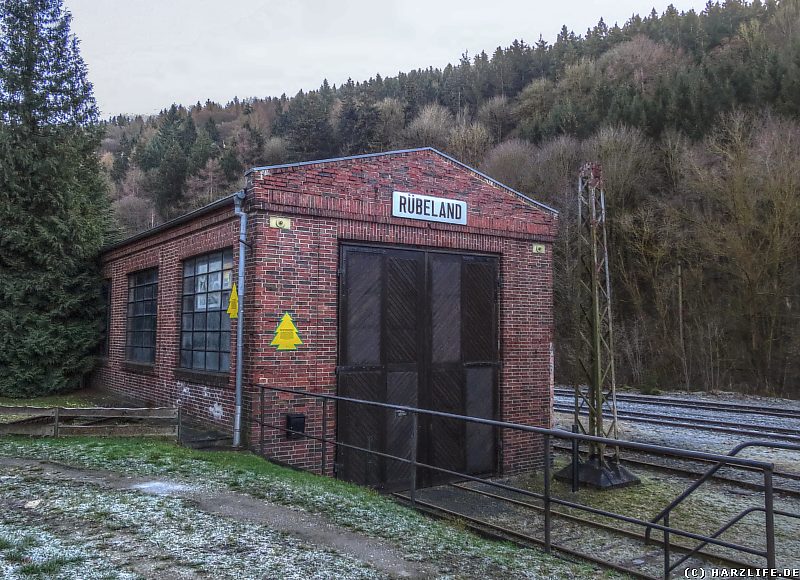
[
  {"x1": 103, "y1": 147, "x2": 557, "y2": 253},
  {"x1": 101, "y1": 193, "x2": 237, "y2": 252},
  {"x1": 247, "y1": 147, "x2": 558, "y2": 214}
]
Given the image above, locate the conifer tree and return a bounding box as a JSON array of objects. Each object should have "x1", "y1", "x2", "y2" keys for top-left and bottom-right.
[{"x1": 0, "y1": 0, "x2": 109, "y2": 396}]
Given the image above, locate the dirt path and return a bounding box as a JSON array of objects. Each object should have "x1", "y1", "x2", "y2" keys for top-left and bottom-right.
[{"x1": 0, "y1": 456, "x2": 437, "y2": 579}]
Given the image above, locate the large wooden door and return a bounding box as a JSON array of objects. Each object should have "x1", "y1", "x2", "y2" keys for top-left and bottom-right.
[{"x1": 337, "y1": 245, "x2": 498, "y2": 490}]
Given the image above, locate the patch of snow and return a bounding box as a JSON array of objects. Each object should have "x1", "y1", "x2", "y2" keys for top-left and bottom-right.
[{"x1": 129, "y1": 481, "x2": 192, "y2": 495}]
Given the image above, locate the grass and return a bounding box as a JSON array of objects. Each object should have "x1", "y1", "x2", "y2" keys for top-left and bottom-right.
[
  {"x1": 19, "y1": 556, "x2": 83, "y2": 576},
  {"x1": 0, "y1": 436, "x2": 603, "y2": 579},
  {"x1": 0, "y1": 388, "x2": 123, "y2": 409},
  {"x1": 0, "y1": 388, "x2": 128, "y2": 425},
  {"x1": 0, "y1": 528, "x2": 86, "y2": 579}
]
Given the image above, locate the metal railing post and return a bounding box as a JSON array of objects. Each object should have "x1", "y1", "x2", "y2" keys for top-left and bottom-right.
[
  {"x1": 410, "y1": 412, "x2": 418, "y2": 506},
  {"x1": 259, "y1": 387, "x2": 265, "y2": 457},
  {"x1": 321, "y1": 398, "x2": 328, "y2": 476},
  {"x1": 544, "y1": 433, "x2": 552, "y2": 552},
  {"x1": 663, "y1": 512, "x2": 670, "y2": 579},
  {"x1": 764, "y1": 467, "x2": 776, "y2": 569},
  {"x1": 571, "y1": 424, "x2": 579, "y2": 492}
]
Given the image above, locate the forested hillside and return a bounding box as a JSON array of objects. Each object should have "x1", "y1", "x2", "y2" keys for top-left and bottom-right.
[{"x1": 100, "y1": 0, "x2": 800, "y2": 396}]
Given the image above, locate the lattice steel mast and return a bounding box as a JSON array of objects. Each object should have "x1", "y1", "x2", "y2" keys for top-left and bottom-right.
[
  {"x1": 557, "y1": 162, "x2": 638, "y2": 488},
  {"x1": 575, "y1": 162, "x2": 618, "y2": 453}
]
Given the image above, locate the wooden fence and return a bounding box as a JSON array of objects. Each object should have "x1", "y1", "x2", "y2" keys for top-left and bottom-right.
[{"x1": 0, "y1": 406, "x2": 180, "y2": 439}]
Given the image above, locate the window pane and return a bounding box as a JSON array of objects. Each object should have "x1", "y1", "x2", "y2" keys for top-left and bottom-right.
[
  {"x1": 192, "y1": 351, "x2": 205, "y2": 369},
  {"x1": 183, "y1": 296, "x2": 193, "y2": 312},
  {"x1": 208, "y1": 253, "x2": 222, "y2": 272},
  {"x1": 222, "y1": 314, "x2": 231, "y2": 331},
  {"x1": 181, "y1": 332, "x2": 192, "y2": 349},
  {"x1": 196, "y1": 260, "x2": 208, "y2": 274},
  {"x1": 195, "y1": 294, "x2": 206, "y2": 311},
  {"x1": 192, "y1": 332, "x2": 205, "y2": 349},
  {"x1": 183, "y1": 259, "x2": 195, "y2": 277},
  {"x1": 206, "y1": 352, "x2": 219, "y2": 371},
  {"x1": 193, "y1": 312, "x2": 206, "y2": 330},
  {"x1": 183, "y1": 277, "x2": 194, "y2": 295},
  {"x1": 220, "y1": 352, "x2": 230, "y2": 372},
  {"x1": 207, "y1": 312, "x2": 220, "y2": 331},
  {"x1": 222, "y1": 271, "x2": 233, "y2": 290},
  {"x1": 223, "y1": 250, "x2": 233, "y2": 269},
  {"x1": 220, "y1": 331, "x2": 231, "y2": 351},
  {"x1": 182, "y1": 314, "x2": 193, "y2": 331},
  {"x1": 180, "y1": 350, "x2": 192, "y2": 367},
  {"x1": 208, "y1": 272, "x2": 221, "y2": 291},
  {"x1": 207, "y1": 292, "x2": 221, "y2": 310},
  {"x1": 207, "y1": 332, "x2": 220, "y2": 351},
  {"x1": 195, "y1": 275, "x2": 208, "y2": 293}
]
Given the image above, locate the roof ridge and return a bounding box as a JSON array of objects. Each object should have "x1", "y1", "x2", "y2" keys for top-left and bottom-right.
[{"x1": 248, "y1": 147, "x2": 557, "y2": 214}]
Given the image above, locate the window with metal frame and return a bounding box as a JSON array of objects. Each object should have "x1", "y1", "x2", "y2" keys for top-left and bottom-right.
[
  {"x1": 125, "y1": 268, "x2": 158, "y2": 364},
  {"x1": 180, "y1": 249, "x2": 233, "y2": 373}
]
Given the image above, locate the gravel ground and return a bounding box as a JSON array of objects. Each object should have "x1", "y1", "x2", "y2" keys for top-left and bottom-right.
[
  {"x1": 0, "y1": 463, "x2": 390, "y2": 579},
  {"x1": 414, "y1": 459, "x2": 800, "y2": 577},
  {"x1": 0, "y1": 437, "x2": 598, "y2": 580},
  {"x1": 543, "y1": 389, "x2": 800, "y2": 575},
  {"x1": 554, "y1": 389, "x2": 800, "y2": 480}
]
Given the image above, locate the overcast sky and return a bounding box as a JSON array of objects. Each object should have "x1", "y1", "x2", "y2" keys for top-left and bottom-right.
[{"x1": 63, "y1": 0, "x2": 711, "y2": 117}]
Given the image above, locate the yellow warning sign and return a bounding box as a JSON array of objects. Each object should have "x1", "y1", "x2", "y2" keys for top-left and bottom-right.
[
  {"x1": 270, "y1": 312, "x2": 303, "y2": 351},
  {"x1": 227, "y1": 283, "x2": 239, "y2": 319}
]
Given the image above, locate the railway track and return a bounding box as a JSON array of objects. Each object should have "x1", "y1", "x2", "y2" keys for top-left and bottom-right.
[
  {"x1": 554, "y1": 388, "x2": 800, "y2": 420},
  {"x1": 392, "y1": 482, "x2": 768, "y2": 580},
  {"x1": 553, "y1": 404, "x2": 800, "y2": 444},
  {"x1": 393, "y1": 492, "x2": 655, "y2": 579}
]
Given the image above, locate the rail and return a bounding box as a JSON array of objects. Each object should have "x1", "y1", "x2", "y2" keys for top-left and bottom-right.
[
  {"x1": 0, "y1": 406, "x2": 180, "y2": 439},
  {"x1": 254, "y1": 384, "x2": 783, "y2": 578}
]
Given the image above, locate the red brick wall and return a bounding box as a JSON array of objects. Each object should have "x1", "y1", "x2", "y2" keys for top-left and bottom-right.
[
  {"x1": 246, "y1": 149, "x2": 557, "y2": 475},
  {"x1": 95, "y1": 149, "x2": 557, "y2": 477},
  {"x1": 92, "y1": 206, "x2": 243, "y2": 432}
]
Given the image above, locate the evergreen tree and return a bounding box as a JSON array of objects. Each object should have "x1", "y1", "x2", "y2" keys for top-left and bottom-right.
[{"x1": 0, "y1": 0, "x2": 109, "y2": 396}]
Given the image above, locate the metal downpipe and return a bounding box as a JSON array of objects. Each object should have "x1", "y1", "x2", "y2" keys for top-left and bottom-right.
[{"x1": 233, "y1": 190, "x2": 247, "y2": 448}]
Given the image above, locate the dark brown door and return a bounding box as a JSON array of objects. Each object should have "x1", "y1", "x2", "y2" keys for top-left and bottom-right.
[{"x1": 337, "y1": 245, "x2": 498, "y2": 490}]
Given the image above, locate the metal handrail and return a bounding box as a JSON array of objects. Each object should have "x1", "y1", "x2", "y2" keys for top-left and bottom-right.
[
  {"x1": 645, "y1": 441, "x2": 800, "y2": 574},
  {"x1": 254, "y1": 384, "x2": 784, "y2": 578},
  {"x1": 645, "y1": 441, "x2": 800, "y2": 541},
  {"x1": 258, "y1": 384, "x2": 775, "y2": 470}
]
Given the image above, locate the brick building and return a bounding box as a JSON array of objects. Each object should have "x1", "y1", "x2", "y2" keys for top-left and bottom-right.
[{"x1": 93, "y1": 147, "x2": 558, "y2": 487}]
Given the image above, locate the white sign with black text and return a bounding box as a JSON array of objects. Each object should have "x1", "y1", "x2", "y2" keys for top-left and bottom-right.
[{"x1": 392, "y1": 191, "x2": 467, "y2": 225}]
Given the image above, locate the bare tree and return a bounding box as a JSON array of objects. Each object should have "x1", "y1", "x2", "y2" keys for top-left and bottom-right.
[
  {"x1": 403, "y1": 103, "x2": 454, "y2": 151},
  {"x1": 479, "y1": 139, "x2": 538, "y2": 193},
  {"x1": 374, "y1": 97, "x2": 405, "y2": 150},
  {"x1": 448, "y1": 112, "x2": 492, "y2": 166},
  {"x1": 477, "y1": 95, "x2": 514, "y2": 142},
  {"x1": 683, "y1": 112, "x2": 800, "y2": 394}
]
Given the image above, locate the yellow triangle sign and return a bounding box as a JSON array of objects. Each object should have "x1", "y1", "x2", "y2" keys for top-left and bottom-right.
[
  {"x1": 226, "y1": 283, "x2": 239, "y2": 319},
  {"x1": 270, "y1": 312, "x2": 303, "y2": 351}
]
